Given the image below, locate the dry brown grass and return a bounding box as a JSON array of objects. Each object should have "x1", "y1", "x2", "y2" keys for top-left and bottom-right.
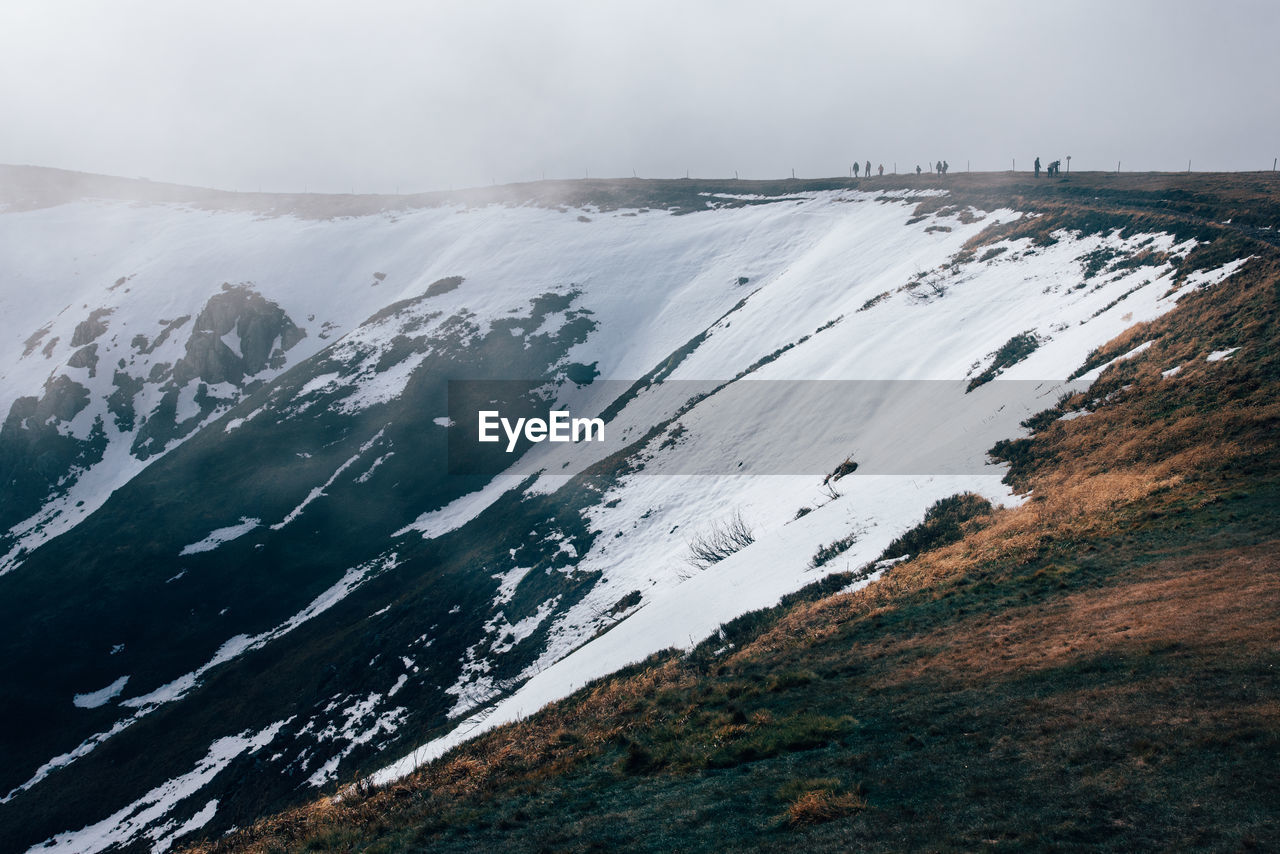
[
  {"x1": 190, "y1": 659, "x2": 697, "y2": 854},
  {"x1": 873, "y1": 542, "x2": 1280, "y2": 685},
  {"x1": 738, "y1": 466, "x2": 1182, "y2": 659},
  {"x1": 739, "y1": 249, "x2": 1280, "y2": 665},
  {"x1": 785, "y1": 788, "x2": 867, "y2": 826}
]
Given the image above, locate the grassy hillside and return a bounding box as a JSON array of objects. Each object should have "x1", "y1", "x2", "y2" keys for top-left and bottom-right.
[
  {"x1": 176, "y1": 171, "x2": 1280, "y2": 852},
  {"x1": 200, "y1": 494, "x2": 1278, "y2": 853}
]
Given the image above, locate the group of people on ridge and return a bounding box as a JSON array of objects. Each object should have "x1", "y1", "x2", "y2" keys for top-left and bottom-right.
[
  {"x1": 850, "y1": 156, "x2": 1071, "y2": 180},
  {"x1": 1034, "y1": 157, "x2": 1062, "y2": 177},
  {"x1": 853, "y1": 160, "x2": 948, "y2": 177}
]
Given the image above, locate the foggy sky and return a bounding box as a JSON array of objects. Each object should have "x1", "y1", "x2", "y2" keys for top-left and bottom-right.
[{"x1": 1, "y1": 0, "x2": 1276, "y2": 194}]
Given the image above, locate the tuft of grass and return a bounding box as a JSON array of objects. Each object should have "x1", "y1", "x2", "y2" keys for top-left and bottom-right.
[
  {"x1": 858, "y1": 291, "x2": 891, "y2": 312},
  {"x1": 967, "y1": 331, "x2": 1041, "y2": 391},
  {"x1": 1079, "y1": 246, "x2": 1122, "y2": 279},
  {"x1": 810, "y1": 530, "x2": 861, "y2": 569},
  {"x1": 880, "y1": 493, "x2": 993, "y2": 562},
  {"x1": 784, "y1": 785, "x2": 867, "y2": 827},
  {"x1": 705, "y1": 713, "x2": 857, "y2": 768}
]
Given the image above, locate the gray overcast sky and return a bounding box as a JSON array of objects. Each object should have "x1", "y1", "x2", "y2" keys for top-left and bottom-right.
[{"x1": 1, "y1": 0, "x2": 1276, "y2": 193}]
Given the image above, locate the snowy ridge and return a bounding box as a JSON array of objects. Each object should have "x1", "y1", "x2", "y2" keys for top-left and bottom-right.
[
  {"x1": 0, "y1": 180, "x2": 1249, "y2": 853},
  {"x1": 376, "y1": 217, "x2": 1242, "y2": 784}
]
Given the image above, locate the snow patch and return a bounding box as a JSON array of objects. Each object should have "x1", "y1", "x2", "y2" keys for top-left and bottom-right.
[
  {"x1": 1074, "y1": 340, "x2": 1154, "y2": 383},
  {"x1": 335, "y1": 351, "x2": 428, "y2": 414},
  {"x1": 492, "y1": 565, "x2": 532, "y2": 605},
  {"x1": 298, "y1": 372, "x2": 340, "y2": 396},
  {"x1": 396, "y1": 475, "x2": 523, "y2": 539},
  {"x1": 150, "y1": 799, "x2": 218, "y2": 854},
  {"x1": 179, "y1": 517, "x2": 260, "y2": 556},
  {"x1": 27, "y1": 719, "x2": 287, "y2": 854},
  {"x1": 270, "y1": 430, "x2": 384, "y2": 530},
  {"x1": 73, "y1": 676, "x2": 130, "y2": 709}
]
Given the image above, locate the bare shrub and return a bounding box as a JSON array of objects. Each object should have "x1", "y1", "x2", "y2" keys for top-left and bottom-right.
[
  {"x1": 823, "y1": 455, "x2": 858, "y2": 484},
  {"x1": 685, "y1": 510, "x2": 755, "y2": 572}
]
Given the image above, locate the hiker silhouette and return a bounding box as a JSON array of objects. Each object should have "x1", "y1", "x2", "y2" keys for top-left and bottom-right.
[
  {"x1": 853, "y1": 162, "x2": 860, "y2": 177},
  {"x1": 878, "y1": 164, "x2": 884, "y2": 176},
  {"x1": 1035, "y1": 156, "x2": 1041, "y2": 177},
  {"x1": 943, "y1": 161, "x2": 949, "y2": 175},
  {"x1": 865, "y1": 161, "x2": 871, "y2": 178},
  {"x1": 916, "y1": 165, "x2": 922, "y2": 175}
]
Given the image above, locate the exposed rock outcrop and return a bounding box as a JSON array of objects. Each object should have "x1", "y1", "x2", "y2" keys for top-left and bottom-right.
[
  {"x1": 70, "y1": 308, "x2": 114, "y2": 348},
  {"x1": 173, "y1": 284, "x2": 304, "y2": 386}
]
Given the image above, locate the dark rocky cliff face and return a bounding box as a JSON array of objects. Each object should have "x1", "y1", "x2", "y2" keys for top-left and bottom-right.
[
  {"x1": 0, "y1": 375, "x2": 103, "y2": 536},
  {"x1": 0, "y1": 283, "x2": 606, "y2": 853},
  {"x1": 132, "y1": 285, "x2": 306, "y2": 458},
  {"x1": 173, "y1": 284, "x2": 306, "y2": 386},
  {"x1": 0, "y1": 284, "x2": 307, "y2": 533}
]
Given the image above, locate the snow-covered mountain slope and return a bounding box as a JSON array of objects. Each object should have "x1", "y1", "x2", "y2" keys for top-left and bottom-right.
[{"x1": 0, "y1": 167, "x2": 1248, "y2": 853}]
